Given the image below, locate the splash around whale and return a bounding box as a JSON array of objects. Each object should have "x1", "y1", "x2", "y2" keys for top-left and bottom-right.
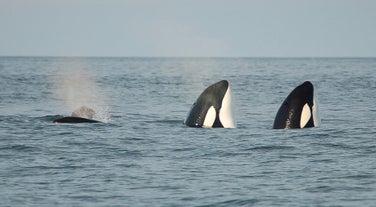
[{"x1": 53, "y1": 106, "x2": 101, "y2": 123}]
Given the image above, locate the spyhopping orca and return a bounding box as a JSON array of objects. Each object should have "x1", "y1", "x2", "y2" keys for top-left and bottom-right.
[
  {"x1": 184, "y1": 80, "x2": 235, "y2": 128},
  {"x1": 273, "y1": 81, "x2": 320, "y2": 129},
  {"x1": 53, "y1": 106, "x2": 100, "y2": 123}
]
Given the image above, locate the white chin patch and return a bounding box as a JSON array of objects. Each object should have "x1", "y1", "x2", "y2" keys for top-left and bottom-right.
[
  {"x1": 312, "y1": 90, "x2": 320, "y2": 127},
  {"x1": 203, "y1": 106, "x2": 216, "y2": 128},
  {"x1": 219, "y1": 85, "x2": 236, "y2": 128},
  {"x1": 300, "y1": 103, "x2": 311, "y2": 128}
]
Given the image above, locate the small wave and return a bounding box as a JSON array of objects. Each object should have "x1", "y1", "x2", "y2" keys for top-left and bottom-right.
[
  {"x1": 197, "y1": 198, "x2": 259, "y2": 207},
  {"x1": 244, "y1": 145, "x2": 296, "y2": 151},
  {"x1": 313, "y1": 142, "x2": 358, "y2": 150},
  {"x1": 172, "y1": 147, "x2": 196, "y2": 152},
  {"x1": 0, "y1": 115, "x2": 33, "y2": 123},
  {"x1": 304, "y1": 185, "x2": 334, "y2": 193},
  {"x1": 36, "y1": 115, "x2": 64, "y2": 122},
  {"x1": 0, "y1": 115, "x2": 64, "y2": 124},
  {"x1": 340, "y1": 174, "x2": 375, "y2": 180},
  {"x1": 0, "y1": 144, "x2": 38, "y2": 152},
  {"x1": 309, "y1": 158, "x2": 336, "y2": 163},
  {"x1": 145, "y1": 119, "x2": 183, "y2": 124},
  {"x1": 144, "y1": 119, "x2": 184, "y2": 127}
]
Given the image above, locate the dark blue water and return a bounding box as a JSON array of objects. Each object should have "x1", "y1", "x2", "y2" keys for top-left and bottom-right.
[{"x1": 1, "y1": 57, "x2": 375, "y2": 206}]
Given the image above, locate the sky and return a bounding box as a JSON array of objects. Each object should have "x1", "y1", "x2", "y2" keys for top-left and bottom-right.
[{"x1": 1, "y1": 0, "x2": 376, "y2": 57}]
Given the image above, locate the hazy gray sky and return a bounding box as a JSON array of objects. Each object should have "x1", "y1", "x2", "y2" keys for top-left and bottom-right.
[{"x1": 1, "y1": 0, "x2": 376, "y2": 57}]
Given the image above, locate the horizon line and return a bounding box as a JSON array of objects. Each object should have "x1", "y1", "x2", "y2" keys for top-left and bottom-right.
[{"x1": 0, "y1": 55, "x2": 375, "y2": 59}]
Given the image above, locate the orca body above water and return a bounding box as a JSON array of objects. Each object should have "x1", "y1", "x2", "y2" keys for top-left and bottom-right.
[
  {"x1": 273, "y1": 81, "x2": 320, "y2": 129},
  {"x1": 53, "y1": 106, "x2": 100, "y2": 124},
  {"x1": 53, "y1": 116, "x2": 100, "y2": 123},
  {"x1": 184, "y1": 80, "x2": 235, "y2": 128}
]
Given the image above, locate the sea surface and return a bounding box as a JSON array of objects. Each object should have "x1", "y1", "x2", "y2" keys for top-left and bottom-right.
[{"x1": 0, "y1": 57, "x2": 375, "y2": 206}]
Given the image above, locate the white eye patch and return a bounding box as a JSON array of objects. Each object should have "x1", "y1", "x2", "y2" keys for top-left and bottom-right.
[{"x1": 300, "y1": 103, "x2": 311, "y2": 128}]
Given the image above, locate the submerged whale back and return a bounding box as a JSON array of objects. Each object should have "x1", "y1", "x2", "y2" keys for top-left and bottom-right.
[
  {"x1": 53, "y1": 116, "x2": 100, "y2": 123},
  {"x1": 53, "y1": 106, "x2": 100, "y2": 123}
]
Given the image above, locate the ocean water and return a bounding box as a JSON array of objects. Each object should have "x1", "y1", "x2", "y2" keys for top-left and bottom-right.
[{"x1": 0, "y1": 57, "x2": 375, "y2": 206}]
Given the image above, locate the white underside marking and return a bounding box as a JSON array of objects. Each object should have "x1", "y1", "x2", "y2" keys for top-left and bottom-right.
[
  {"x1": 203, "y1": 106, "x2": 216, "y2": 128},
  {"x1": 300, "y1": 103, "x2": 311, "y2": 128},
  {"x1": 219, "y1": 85, "x2": 236, "y2": 128},
  {"x1": 312, "y1": 90, "x2": 320, "y2": 127}
]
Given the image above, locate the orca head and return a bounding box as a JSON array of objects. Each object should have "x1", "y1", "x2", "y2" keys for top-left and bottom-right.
[
  {"x1": 185, "y1": 80, "x2": 235, "y2": 128},
  {"x1": 273, "y1": 81, "x2": 320, "y2": 129}
]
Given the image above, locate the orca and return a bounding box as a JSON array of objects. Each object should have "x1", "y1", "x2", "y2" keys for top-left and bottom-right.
[
  {"x1": 184, "y1": 80, "x2": 235, "y2": 128},
  {"x1": 53, "y1": 106, "x2": 100, "y2": 123},
  {"x1": 53, "y1": 116, "x2": 100, "y2": 123},
  {"x1": 273, "y1": 81, "x2": 320, "y2": 129}
]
